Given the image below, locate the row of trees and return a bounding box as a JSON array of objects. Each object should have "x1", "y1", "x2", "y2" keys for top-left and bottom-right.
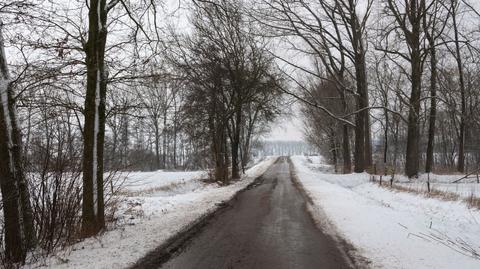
[
  {"x1": 253, "y1": 0, "x2": 374, "y2": 174},
  {"x1": 254, "y1": 0, "x2": 480, "y2": 177},
  {"x1": 169, "y1": 0, "x2": 283, "y2": 183},
  {"x1": 0, "y1": 0, "x2": 282, "y2": 264}
]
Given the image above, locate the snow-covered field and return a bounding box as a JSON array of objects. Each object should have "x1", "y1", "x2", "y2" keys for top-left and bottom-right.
[
  {"x1": 25, "y1": 157, "x2": 277, "y2": 269},
  {"x1": 291, "y1": 155, "x2": 480, "y2": 269},
  {"x1": 397, "y1": 181, "x2": 480, "y2": 199},
  {"x1": 394, "y1": 172, "x2": 480, "y2": 198},
  {"x1": 113, "y1": 170, "x2": 208, "y2": 203}
]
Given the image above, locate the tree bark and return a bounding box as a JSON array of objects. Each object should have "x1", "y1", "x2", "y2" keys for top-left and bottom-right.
[
  {"x1": 388, "y1": 0, "x2": 426, "y2": 178},
  {"x1": 405, "y1": 47, "x2": 422, "y2": 178},
  {"x1": 451, "y1": 1, "x2": 467, "y2": 173},
  {"x1": 425, "y1": 34, "x2": 437, "y2": 173},
  {"x1": 154, "y1": 120, "x2": 161, "y2": 169},
  {"x1": 342, "y1": 124, "x2": 352, "y2": 173},
  {"x1": 173, "y1": 95, "x2": 178, "y2": 168},
  {"x1": 82, "y1": 0, "x2": 107, "y2": 237},
  {"x1": 364, "y1": 99, "x2": 373, "y2": 169},
  {"x1": 0, "y1": 22, "x2": 35, "y2": 262},
  {"x1": 351, "y1": 14, "x2": 369, "y2": 173},
  {"x1": 162, "y1": 111, "x2": 167, "y2": 169},
  {"x1": 231, "y1": 107, "x2": 242, "y2": 180}
]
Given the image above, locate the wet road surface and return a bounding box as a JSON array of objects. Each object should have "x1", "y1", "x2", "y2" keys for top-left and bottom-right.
[{"x1": 155, "y1": 157, "x2": 352, "y2": 269}]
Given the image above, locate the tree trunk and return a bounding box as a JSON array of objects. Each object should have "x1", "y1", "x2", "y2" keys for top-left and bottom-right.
[
  {"x1": 338, "y1": 83, "x2": 352, "y2": 174},
  {"x1": 231, "y1": 108, "x2": 242, "y2": 180},
  {"x1": 452, "y1": 2, "x2": 466, "y2": 173},
  {"x1": 0, "y1": 23, "x2": 35, "y2": 261},
  {"x1": 82, "y1": 0, "x2": 107, "y2": 237},
  {"x1": 173, "y1": 97, "x2": 178, "y2": 168},
  {"x1": 330, "y1": 132, "x2": 338, "y2": 173},
  {"x1": 383, "y1": 107, "x2": 389, "y2": 166},
  {"x1": 362, "y1": 59, "x2": 372, "y2": 169},
  {"x1": 0, "y1": 126, "x2": 24, "y2": 262},
  {"x1": 223, "y1": 131, "x2": 230, "y2": 184},
  {"x1": 352, "y1": 23, "x2": 369, "y2": 173},
  {"x1": 110, "y1": 115, "x2": 118, "y2": 170},
  {"x1": 213, "y1": 123, "x2": 228, "y2": 184},
  {"x1": 403, "y1": 0, "x2": 425, "y2": 178},
  {"x1": 342, "y1": 125, "x2": 351, "y2": 173},
  {"x1": 231, "y1": 139, "x2": 240, "y2": 179},
  {"x1": 162, "y1": 112, "x2": 167, "y2": 169},
  {"x1": 425, "y1": 36, "x2": 437, "y2": 173},
  {"x1": 405, "y1": 47, "x2": 422, "y2": 178},
  {"x1": 154, "y1": 120, "x2": 161, "y2": 169},
  {"x1": 364, "y1": 102, "x2": 373, "y2": 169},
  {"x1": 353, "y1": 84, "x2": 366, "y2": 173}
]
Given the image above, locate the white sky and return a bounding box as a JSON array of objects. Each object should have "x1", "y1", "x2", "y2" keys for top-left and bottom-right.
[
  {"x1": 266, "y1": 116, "x2": 304, "y2": 141},
  {"x1": 163, "y1": 0, "x2": 308, "y2": 142},
  {"x1": 264, "y1": 100, "x2": 305, "y2": 141}
]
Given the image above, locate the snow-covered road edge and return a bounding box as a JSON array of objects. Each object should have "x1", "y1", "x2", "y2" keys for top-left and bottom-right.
[
  {"x1": 132, "y1": 156, "x2": 280, "y2": 268},
  {"x1": 291, "y1": 155, "x2": 480, "y2": 269},
  {"x1": 288, "y1": 158, "x2": 370, "y2": 269},
  {"x1": 25, "y1": 156, "x2": 278, "y2": 269}
]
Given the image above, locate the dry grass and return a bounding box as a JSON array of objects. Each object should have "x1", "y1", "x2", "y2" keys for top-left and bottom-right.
[
  {"x1": 370, "y1": 176, "x2": 480, "y2": 209},
  {"x1": 118, "y1": 181, "x2": 190, "y2": 197}
]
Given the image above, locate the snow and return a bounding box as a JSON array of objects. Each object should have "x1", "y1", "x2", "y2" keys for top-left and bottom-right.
[
  {"x1": 119, "y1": 170, "x2": 207, "y2": 194},
  {"x1": 291, "y1": 155, "x2": 480, "y2": 269},
  {"x1": 25, "y1": 156, "x2": 277, "y2": 269},
  {"x1": 390, "y1": 173, "x2": 480, "y2": 198},
  {"x1": 397, "y1": 181, "x2": 480, "y2": 198}
]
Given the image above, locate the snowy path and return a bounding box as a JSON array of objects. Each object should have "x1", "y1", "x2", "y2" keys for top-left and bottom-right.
[
  {"x1": 291, "y1": 155, "x2": 480, "y2": 269},
  {"x1": 26, "y1": 157, "x2": 277, "y2": 269},
  {"x1": 151, "y1": 157, "x2": 353, "y2": 269}
]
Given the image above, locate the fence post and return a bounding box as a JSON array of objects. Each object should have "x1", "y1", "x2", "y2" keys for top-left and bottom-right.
[{"x1": 427, "y1": 173, "x2": 431, "y2": 193}]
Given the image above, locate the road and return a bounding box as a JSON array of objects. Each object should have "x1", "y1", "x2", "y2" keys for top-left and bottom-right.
[{"x1": 142, "y1": 157, "x2": 353, "y2": 269}]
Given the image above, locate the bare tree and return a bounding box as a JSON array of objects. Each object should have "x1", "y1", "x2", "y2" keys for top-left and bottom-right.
[
  {"x1": 253, "y1": 0, "x2": 374, "y2": 172},
  {"x1": 169, "y1": 0, "x2": 283, "y2": 183},
  {"x1": 448, "y1": 0, "x2": 468, "y2": 172},
  {"x1": 424, "y1": 0, "x2": 449, "y2": 173},
  {"x1": 380, "y1": 0, "x2": 429, "y2": 177},
  {"x1": 0, "y1": 20, "x2": 35, "y2": 262}
]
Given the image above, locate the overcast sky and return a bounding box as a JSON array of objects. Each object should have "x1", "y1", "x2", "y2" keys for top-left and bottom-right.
[{"x1": 266, "y1": 116, "x2": 304, "y2": 141}]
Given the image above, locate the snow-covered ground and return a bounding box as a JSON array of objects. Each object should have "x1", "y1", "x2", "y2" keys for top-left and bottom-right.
[
  {"x1": 383, "y1": 171, "x2": 480, "y2": 199},
  {"x1": 117, "y1": 170, "x2": 207, "y2": 197},
  {"x1": 394, "y1": 172, "x2": 480, "y2": 198},
  {"x1": 397, "y1": 181, "x2": 480, "y2": 199},
  {"x1": 291, "y1": 155, "x2": 480, "y2": 269},
  {"x1": 25, "y1": 157, "x2": 277, "y2": 269}
]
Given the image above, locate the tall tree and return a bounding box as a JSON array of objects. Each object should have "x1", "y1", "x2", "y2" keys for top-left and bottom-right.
[
  {"x1": 254, "y1": 0, "x2": 373, "y2": 172},
  {"x1": 449, "y1": 0, "x2": 467, "y2": 172},
  {"x1": 0, "y1": 21, "x2": 36, "y2": 262},
  {"x1": 382, "y1": 0, "x2": 428, "y2": 177},
  {"x1": 424, "y1": 0, "x2": 449, "y2": 173},
  {"x1": 81, "y1": 0, "x2": 109, "y2": 237}
]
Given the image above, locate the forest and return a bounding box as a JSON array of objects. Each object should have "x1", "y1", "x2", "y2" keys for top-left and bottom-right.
[{"x1": 0, "y1": 0, "x2": 480, "y2": 267}]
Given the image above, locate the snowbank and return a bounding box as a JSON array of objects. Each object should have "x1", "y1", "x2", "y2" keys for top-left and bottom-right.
[
  {"x1": 25, "y1": 157, "x2": 277, "y2": 269},
  {"x1": 120, "y1": 170, "x2": 207, "y2": 194},
  {"x1": 291, "y1": 155, "x2": 480, "y2": 269}
]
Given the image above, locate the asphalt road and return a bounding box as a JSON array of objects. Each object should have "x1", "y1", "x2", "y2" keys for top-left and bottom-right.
[{"x1": 157, "y1": 157, "x2": 353, "y2": 269}]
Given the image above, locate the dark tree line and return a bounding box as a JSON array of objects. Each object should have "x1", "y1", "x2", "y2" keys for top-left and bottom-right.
[
  {"x1": 256, "y1": 0, "x2": 480, "y2": 177},
  {"x1": 0, "y1": 0, "x2": 282, "y2": 264},
  {"x1": 169, "y1": 0, "x2": 283, "y2": 183},
  {"x1": 253, "y1": 0, "x2": 374, "y2": 173}
]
